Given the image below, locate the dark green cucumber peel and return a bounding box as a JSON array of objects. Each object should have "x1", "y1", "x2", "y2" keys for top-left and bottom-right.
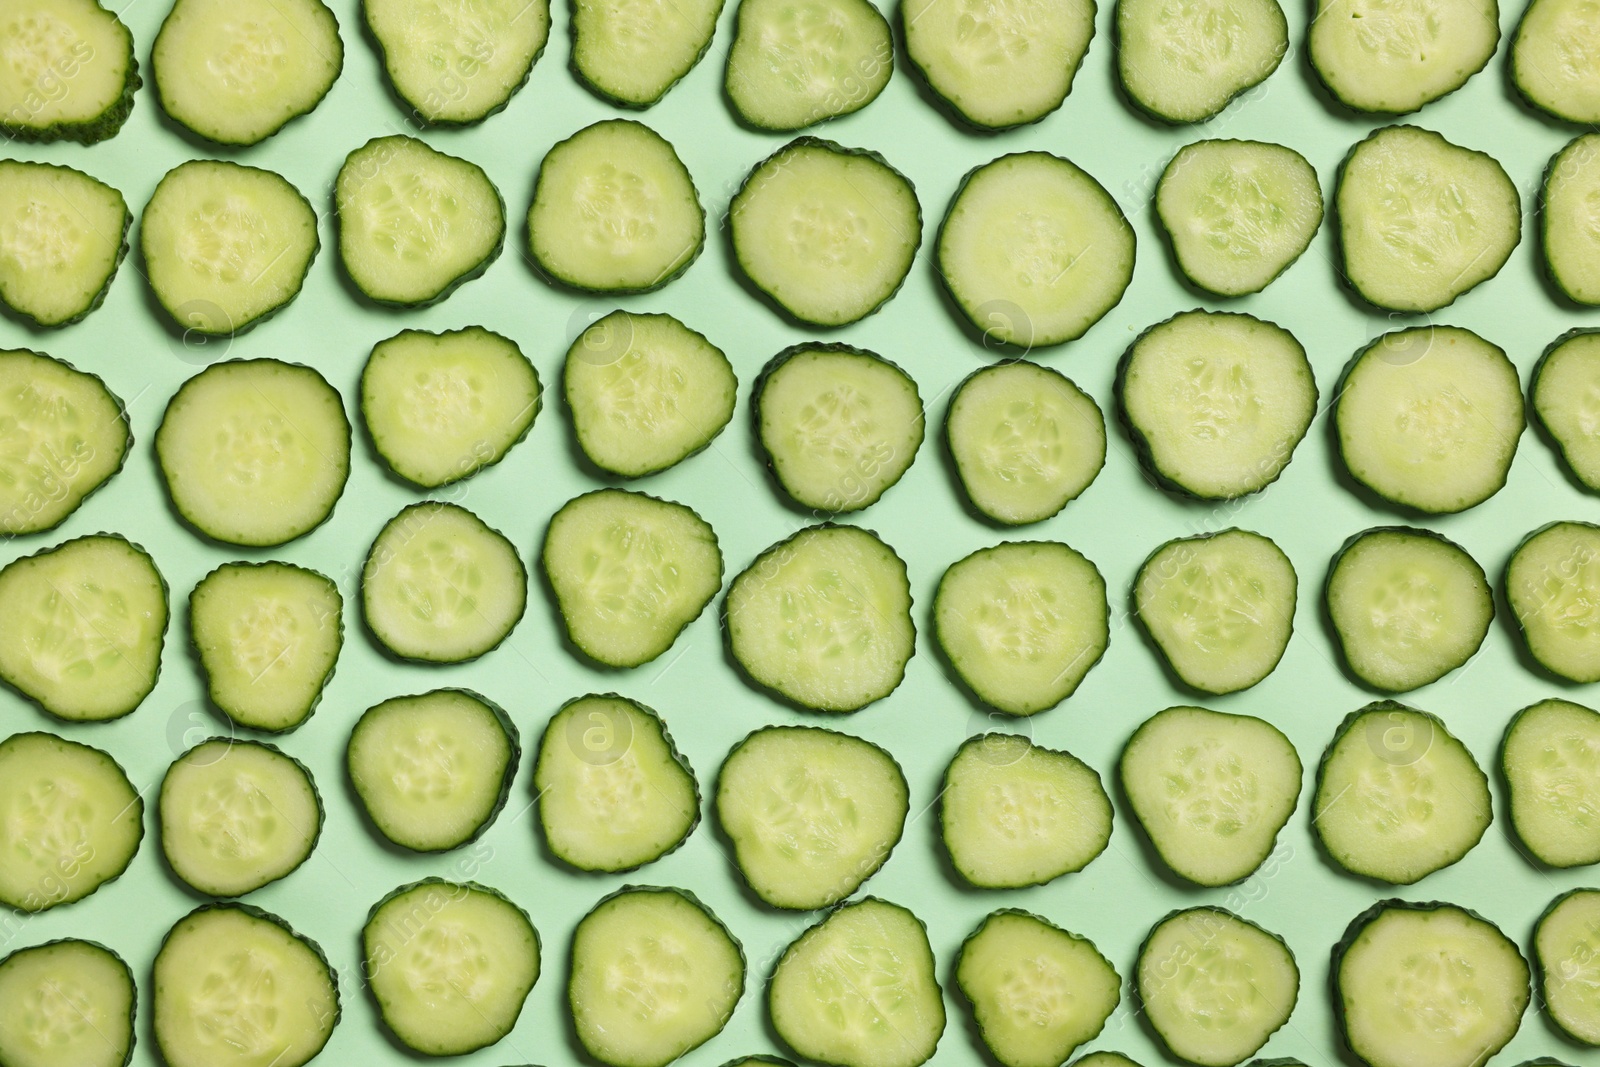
[
  {"x1": 0, "y1": 4, "x2": 140, "y2": 145},
  {"x1": 0, "y1": 938, "x2": 137, "y2": 1067}
]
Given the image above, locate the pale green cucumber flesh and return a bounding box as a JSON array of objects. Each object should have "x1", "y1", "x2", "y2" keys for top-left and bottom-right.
[
  {"x1": 1504, "y1": 699, "x2": 1600, "y2": 868},
  {"x1": 0, "y1": 162, "x2": 128, "y2": 326},
  {"x1": 0, "y1": 0, "x2": 139, "y2": 143},
  {"x1": 1536, "y1": 889, "x2": 1600, "y2": 1044},
  {"x1": 1506, "y1": 522, "x2": 1600, "y2": 682},
  {"x1": 1513, "y1": 0, "x2": 1600, "y2": 123},
  {"x1": 725, "y1": 0, "x2": 891, "y2": 130},
  {"x1": 1308, "y1": 0, "x2": 1498, "y2": 114},
  {"x1": 574, "y1": 0, "x2": 722, "y2": 106},
  {"x1": 366, "y1": 0, "x2": 549, "y2": 124},
  {"x1": 0, "y1": 939, "x2": 134, "y2": 1067},
  {"x1": 1116, "y1": 0, "x2": 1287, "y2": 122},
  {"x1": 1532, "y1": 330, "x2": 1600, "y2": 490}
]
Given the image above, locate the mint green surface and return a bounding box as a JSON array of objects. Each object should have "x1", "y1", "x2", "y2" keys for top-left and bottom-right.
[{"x1": 0, "y1": 3, "x2": 1595, "y2": 1067}]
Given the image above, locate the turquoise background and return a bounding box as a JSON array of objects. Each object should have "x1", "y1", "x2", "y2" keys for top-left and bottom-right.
[{"x1": 2, "y1": 0, "x2": 1599, "y2": 1065}]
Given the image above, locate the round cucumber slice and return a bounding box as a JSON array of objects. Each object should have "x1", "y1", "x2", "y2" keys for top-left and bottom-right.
[
  {"x1": 0, "y1": 161, "x2": 129, "y2": 327},
  {"x1": 1503, "y1": 698, "x2": 1600, "y2": 868},
  {"x1": 1513, "y1": 0, "x2": 1600, "y2": 123},
  {"x1": 0, "y1": 348, "x2": 128, "y2": 536},
  {"x1": 0, "y1": 732, "x2": 142, "y2": 912},
  {"x1": 1506, "y1": 521, "x2": 1600, "y2": 683},
  {"x1": 725, "y1": 0, "x2": 891, "y2": 130},
  {"x1": 535, "y1": 694, "x2": 699, "y2": 872},
  {"x1": 156, "y1": 359, "x2": 351, "y2": 547},
  {"x1": 0, "y1": 939, "x2": 134, "y2": 1067},
  {"x1": 364, "y1": 880, "x2": 539, "y2": 1056},
  {"x1": 934, "y1": 541, "x2": 1108, "y2": 716},
  {"x1": 715, "y1": 724, "x2": 908, "y2": 909},
  {"x1": 0, "y1": 0, "x2": 139, "y2": 144},
  {"x1": 572, "y1": 0, "x2": 722, "y2": 107},
  {"x1": 730, "y1": 137, "x2": 921, "y2": 327},
  {"x1": 361, "y1": 326, "x2": 541, "y2": 489},
  {"x1": 940, "y1": 733, "x2": 1112, "y2": 889},
  {"x1": 365, "y1": 0, "x2": 549, "y2": 125},
  {"x1": 1532, "y1": 329, "x2": 1600, "y2": 490},
  {"x1": 529, "y1": 120, "x2": 704, "y2": 293},
  {"x1": 938, "y1": 151, "x2": 1133, "y2": 348},
  {"x1": 362, "y1": 501, "x2": 528, "y2": 663},
  {"x1": 726, "y1": 524, "x2": 915, "y2": 712},
  {"x1": 1308, "y1": 0, "x2": 1498, "y2": 114},
  {"x1": 1116, "y1": 0, "x2": 1287, "y2": 123},
  {"x1": 1536, "y1": 889, "x2": 1600, "y2": 1044}
]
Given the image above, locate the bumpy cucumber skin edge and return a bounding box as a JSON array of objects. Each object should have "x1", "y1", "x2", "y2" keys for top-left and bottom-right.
[
  {"x1": 534, "y1": 693, "x2": 701, "y2": 873},
  {"x1": 151, "y1": 0, "x2": 343, "y2": 148},
  {"x1": 1311, "y1": 701, "x2": 1490, "y2": 883},
  {"x1": 1502, "y1": 702, "x2": 1600, "y2": 868},
  {"x1": 363, "y1": 0, "x2": 547, "y2": 126},
  {"x1": 1152, "y1": 141, "x2": 1323, "y2": 299},
  {"x1": 0, "y1": 732, "x2": 145, "y2": 912},
  {"x1": 956, "y1": 908, "x2": 1118, "y2": 1067},
  {"x1": 1118, "y1": 705, "x2": 1302, "y2": 886},
  {"x1": 1504, "y1": 520, "x2": 1600, "y2": 683},
  {"x1": 1330, "y1": 899, "x2": 1529, "y2": 1067},
  {"x1": 155, "y1": 902, "x2": 341, "y2": 1067},
  {"x1": 938, "y1": 733, "x2": 1111, "y2": 889},
  {"x1": 1530, "y1": 329, "x2": 1600, "y2": 492},
  {"x1": 713, "y1": 724, "x2": 907, "y2": 908},
  {"x1": 1533, "y1": 889, "x2": 1600, "y2": 1046},
  {"x1": 767, "y1": 897, "x2": 943, "y2": 1067},
  {"x1": 1132, "y1": 530, "x2": 1297, "y2": 695},
  {"x1": 1115, "y1": 309, "x2": 1315, "y2": 501},
  {"x1": 722, "y1": 522, "x2": 916, "y2": 713},
  {"x1": 0, "y1": 938, "x2": 136, "y2": 1065},
  {"x1": 570, "y1": 885, "x2": 745, "y2": 1067},
  {"x1": 1306, "y1": 12, "x2": 1497, "y2": 117},
  {"x1": 752, "y1": 342, "x2": 925, "y2": 515},
  {"x1": 725, "y1": 0, "x2": 891, "y2": 132},
  {"x1": 141, "y1": 162, "x2": 323, "y2": 338},
  {"x1": 361, "y1": 501, "x2": 528, "y2": 664},
  {"x1": 0, "y1": 165, "x2": 131, "y2": 328},
  {"x1": 1332, "y1": 126, "x2": 1521, "y2": 314},
  {"x1": 0, "y1": 535, "x2": 166, "y2": 726},
  {"x1": 159, "y1": 736, "x2": 326, "y2": 896},
  {"x1": 570, "y1": 0, "x2": 725, "y2": 110},
  {"x1": 720, "y1": 1059, "x2": 799, "y2": 1067},
  {"x1": 1112, "y1": 0, "x2": 1286, "y2": 125},
  {"x1": 731, "y1": 136, "x2": 922, "y2": 327},
  {"x1": 1136, "y1": 906, "x2": 1298, "y2": 1067},
  {"x1": 0, "y1": 3, "x2": 139, "y2": 145},
  {"x1": 337, "y1": 136, "x2": 507, "y2": 309},
  {"x1": 562, "y1": 312, "x2": 733, "y2": 479},
  {"x1": 361, "y1": 327, "x2": 542, "y2": 489}
]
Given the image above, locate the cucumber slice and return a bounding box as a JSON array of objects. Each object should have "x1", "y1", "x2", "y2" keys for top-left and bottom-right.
[
  {"x1": 1121, "y1": 706, "x2": 1301, "y2": 886},
  {"x1": 141, "y1": 161, "x2": 319, "y2": 337},
  {"x1": 1325, "y1": 527, "x2": 1492, "y2": 692},
  {"x1": 362, "y1": 502, "x2": 527, "y2": 663},
  {"x1": 542, "y1": 488, "x2": 721, "y2": 668},
  {"x1": 1308, "y1": 0, "x2": 1497, "y2": 114},
  {"x1": 1313, "y1": 701, "x2": 1490, "y2": 884},
  {"x1": 1075, "y1": 1055, "x2": 1145, "y2": 1067},
  {"x1": 529, "y1": 120, "x2": 704, "y2": 293},
  {"x1": 160, "y1": 739, "x2": 322, "y2": 898},
  {"x1": 534, "y1": 693, "x2": 699, "y2": 872},
  {"x1": 1503, "y1": 698, "x2": 1600, "y2": 867},
  {"x1": 938, "y1": 152, "x2": 1132, "y2": 348},
  {"x1": 0, "y1": 0, "x2": 138, "y2": 144},
  {"x1": 1136, "y1": 908, "x2": 1298, "y2": 1067},
  {"x1": 1154, "y1": 140, "x2": 1322, "y2": 297},
  {"x1": 1335, "y1": 326, "x2": 1521, "y2": 513},
  {"x1": 1512, "y1": 0, "x2": 1600, "y2": 123},
  {"x1": 1119, "y1": 310, "x2": 1315, "y2": 501},
  {"x1": 570, "y1": 887, "x2": 743, "y2": 1067},
  {"x1": 365, "y1": 0, "x2": 549, "y2": 125},
  {"x1": 572, "y1": 0, "x2": 722, "y2": 107},
  {"x1": 727, "y1": 524, "x2": 914, "y2": 712},
  {"x1": 152, "y1": 0, "x2": 341, "y2": 146},
  {"x1": 715, "y1": 725, "x2": 908, "y2": 909},
  {"x1": 337, "y1": 135, "x2": 505, "y2": 307},
  {"x1": 190, "y1": 562, "x2": 342, "y2": 733},
  {"x1": 1506, "y1": 521, "x2": 1600, "y2": 683},
  {"x1": 0, "y1": 732, "x2": 142, "y2": 912},
  {"x1": 0, "y1": 162, "x2": 129, "y2": 327},
  {"x1": 0, "y1": 939, "x2": 134, "y2": 1067},
  {"x1": 1134, "y1": 530, "x2": 1296, "y2": 694},
  {"x1": 1535, "y1": 889, "x2": 1600, "y2": 1044},
  {"x1": 1115, "y1": 0, "x2": 1286, "y2": 123},
  {"x1": 0, "y1": 348, "x2": 128, "y2": 536},
  {"x1": 348, "y1": 689, "x2": 519, "y2": 852},
  {"x1": 1334, "y1": 900, "x2": 1528, "y2": 1067},
  {"x1": 755, "y1": 344, "x2": 923, "y2": 513},
  {"x1": 730, "y1": 137, "x2": 920, "y2": 327},
  {"x1": 156, "y1": 359, "x2": 351, "y2": 547},
  {"x1": 361, "y1": 326, "x2": 541, "y2": 489},
  {"x1": 364, "y1": 881, "x2": 538, "y2": 1056},
  {"x1": 725, "y1": 0, "x2": 891, "y2": 130},
  {"x1": 153, "y1": 904, "x2": 339, "y2": 1067},
  {"x1": 1532, "y1": 329, "x2": 1600, "y2": 490},
  {"x1": 769, "y1": 898, "x2": 944, "y2": 1067},
  {"x1": 946, "y1": 362, "x2": 1104, "y2": 526},
  {"x1": 1336, "y1": 125, "x2": 1520, "y2": 312},
  {"x1": 934, "y1": 541, "x2": 1107, "y2": 716},
  {"x1": 902, "y1": 0, "x2": 1092, "y2": 129},
  {"x1": 957, "y1": 910, "x2": 1119, "y2": 1067},
  {"x1": 0, "y1": 535, "x2": 165, "y2": 723},
  {"x1": 940, "y1": 733, "x2": 1111, "y2": 889},
  {"x1": 564, "y1": 311, "x2": 736, "y2": 478}
]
